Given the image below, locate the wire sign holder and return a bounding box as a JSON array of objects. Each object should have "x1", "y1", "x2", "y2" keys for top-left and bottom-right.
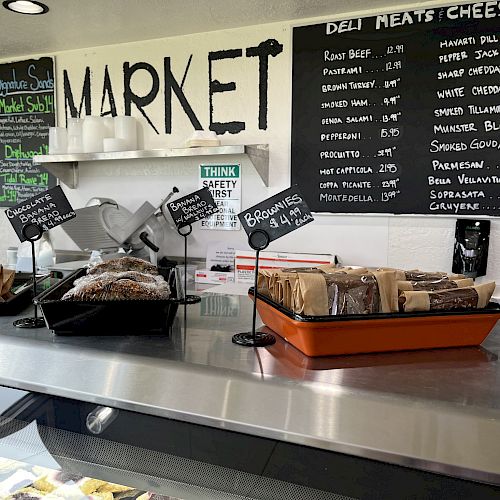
[
  {"x1": 3, "y1": 186, "x2": 77, "y2": 329},
  {"x1": 233, "y1": 185, "x2": 314, "y2": 348},
  {"x1": 13, "y1": 223, "x2": 46, "y2": 328},
  {"x1": 167, "y1": 187, "x2": 219, "y2": 305}
]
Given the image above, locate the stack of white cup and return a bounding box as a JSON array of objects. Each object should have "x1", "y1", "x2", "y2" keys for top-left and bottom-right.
[
  {"x1": 110, "y1": 116, "x2": 137, "y2": 151},
  {"x1": 48, "y1": 127, "x2": 67, "y2": 154},
  {"x1": 67, "y1": 117, "x2": 83, "y2": 153},
  {"x1": 49, "y1": 115, "x2": 138, "y2": 155}
]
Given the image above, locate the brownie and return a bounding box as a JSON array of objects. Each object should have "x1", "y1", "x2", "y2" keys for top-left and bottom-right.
[{"x1": 324, "y1": 273, "x2": 380, "y2": 315}]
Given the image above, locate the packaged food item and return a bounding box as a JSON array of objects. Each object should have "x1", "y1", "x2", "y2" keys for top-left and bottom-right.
[
  {"x1": 397, "y1": 278, "x2": 473, "y2": 292},
  {"x1": 398, "y1": 282, "x2": 496, "y2": 312},
  {"x1": 62, "y1": 273, "x2": 170, "y2": 301},
  {"x1": 258, "y1": 266, "x2": 487, "y2": 316},
  {"x1": 88, "y1": 256, "x2": 158, "y2": 276},
  {"x1": 0, "y1": 265, "x2": 15, "y2": 298},
  {"x1": 291, "y1": 271, "x2": 381, "y2": 316}
]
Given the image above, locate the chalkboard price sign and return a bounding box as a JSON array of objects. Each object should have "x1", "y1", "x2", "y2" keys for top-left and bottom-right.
[
  {"x1": 5, "y1": 186, "x2": 76, "y2": 242},
  {"x1": 0, "y1": 57, "x2": 56, "y2": 207},
  {"x1": 167, "y1": 187, "x2": 219, "y2": 228},
  {"x1": 238, "y1": 185, "x2": 314, "y2": 242},
  {"x1": 291, "y1": 1, "x2": 500, "y2": 217}
]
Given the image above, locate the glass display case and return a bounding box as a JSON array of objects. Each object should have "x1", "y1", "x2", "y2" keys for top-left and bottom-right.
[{"x1": 0, "y1": 293, "x2": 499, "y2": 499}]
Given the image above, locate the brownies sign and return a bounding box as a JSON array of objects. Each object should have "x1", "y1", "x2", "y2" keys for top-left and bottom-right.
[{"x1": 238, "y1": 185, "x2": 314, "y2": 242}]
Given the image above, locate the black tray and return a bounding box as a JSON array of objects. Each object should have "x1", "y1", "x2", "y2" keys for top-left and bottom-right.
[
  {"x1": 0, "y1": 274, "x2": 51, "y2": 316},
  {"x1": 35, "y1": 268, "x2": 179, "y2": 336}
]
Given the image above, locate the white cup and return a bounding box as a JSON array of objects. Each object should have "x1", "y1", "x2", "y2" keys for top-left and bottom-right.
[
  {"x1": 103, "y1": 137, "x2": 128, "y2": 152},
  {"x1": 82, "y1": 116, "x2": 104, "y2": 153},
  {"x1": 114, "y1": 116, "x2": 137, "y2": 150},
  {"x1": 67, "y1": 134, "x2": 84, "y2": 153},
  {"x1": 67, "y1": 117, "x2": 83, "y2": 136},
  {"x1": 48, "y1": 127, "x2": 67, "y2": 154},
  {"x1": 102, "y1": 116, "x2": 115, "y2": 138},
  {"x1": 6, "y1": 247, "x2": 17, "y2": 268}
]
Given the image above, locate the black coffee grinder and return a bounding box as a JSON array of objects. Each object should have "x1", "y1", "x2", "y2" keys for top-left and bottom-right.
[{"x1": 452, "y1": 219, "x2": 490, "y2": 279}]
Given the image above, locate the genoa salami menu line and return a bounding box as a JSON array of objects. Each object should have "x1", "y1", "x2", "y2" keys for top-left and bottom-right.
[
  {"x1": 0, "y1": 57, "x2": 56, "y2": 207},
  {"x1": 291, "y1": 1, "x2": 500, "y2": 216}
]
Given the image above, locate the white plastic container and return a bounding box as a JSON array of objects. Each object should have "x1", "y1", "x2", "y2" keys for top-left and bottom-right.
[
  {"x1": 114, "y1": 116, "x2": 137, "y2": 150},
  {"x1": 103, "y1": 137, "x2": 128, "y2": 152},
  {"x1": 102, "y1": 116, "x2": 115, "y2": 138},
  {"x1": 48, "y1": 127, "x2": 67, "y2": 154},
  {"x1": 67, "y1": 117, "x2": 83, "y2": 136},
  {"x1": 82, "y1": 116, "x2": 104, "y2": 153}
]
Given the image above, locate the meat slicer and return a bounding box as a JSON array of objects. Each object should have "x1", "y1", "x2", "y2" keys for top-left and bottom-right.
[{"x1": 60, "y1": 188, "x2": 179, "y2": 265}]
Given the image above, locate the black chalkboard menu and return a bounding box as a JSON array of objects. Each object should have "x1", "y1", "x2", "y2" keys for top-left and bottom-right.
[
  {"x1": 291, "y1": 1, "x2": 500, "y2": 216},
  {"x1": 0, "y1": 57, "x2": 56, "y2": 207}
]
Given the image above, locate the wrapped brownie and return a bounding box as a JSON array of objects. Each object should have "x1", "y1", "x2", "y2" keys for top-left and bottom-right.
[
  {"x1": 403, "y1": 270, "x2": 465, "y2": 281},
  {"x1": 326, "y1": 273, "x2": 381, "y2": 315},
  {"x1": 291, "y1": 271, "x2": 381, "y2": 316},
  {"x1": 398, "y1": 278, "x2": 473, "y2": 293},
  {"x1": 398, "y1": 282, "x2": 496, "y2": 312}
]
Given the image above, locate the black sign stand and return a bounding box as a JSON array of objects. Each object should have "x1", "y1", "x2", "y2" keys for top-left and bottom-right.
[
  {"x1": 176, "y1": 225, "x2": 201, "y2": 305},
  {"x1": 13, "y1": 223, "x2": 45, "y2": 329},
  {"x1": 232, "y1": 229, "x2": 276, "y2": 347}
]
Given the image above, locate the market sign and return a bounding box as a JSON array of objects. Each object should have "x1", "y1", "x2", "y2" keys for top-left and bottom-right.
[{"x1": 199, "y1": 164, "x2": 241, "y2": 230}]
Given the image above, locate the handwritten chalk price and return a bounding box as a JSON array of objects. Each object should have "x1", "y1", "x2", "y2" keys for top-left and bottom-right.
[
  {"x1": 238, "y1": 185, "x2": 314, "y2": 242},
  {"x1": 167, "y1": 187, "x2": 219, "y2": 229},
  {"x1": 4, "y1": 185, "x2": 76, "y2": 242}
]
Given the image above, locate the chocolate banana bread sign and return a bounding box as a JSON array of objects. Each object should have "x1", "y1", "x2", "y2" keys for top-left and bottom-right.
[
  {"x1": 238, "y1": 185, "x2": 314, "y2": 242},
  {"x1": 5, "y1": 185, "x2": 76, "y2": 242}
]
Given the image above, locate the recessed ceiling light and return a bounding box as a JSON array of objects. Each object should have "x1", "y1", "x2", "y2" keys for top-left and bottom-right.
[{"x1": 2, "y1": 0, "x2": 48, "y2": 15}]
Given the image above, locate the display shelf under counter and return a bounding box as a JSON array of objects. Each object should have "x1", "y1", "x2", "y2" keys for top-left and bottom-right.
[{"x1": 0, "y1": 294, "x2": 499, "y2": 498}]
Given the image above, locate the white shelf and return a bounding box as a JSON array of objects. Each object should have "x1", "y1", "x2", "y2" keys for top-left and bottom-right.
[{"x1": 33, "y1": 144, "x2": 269, "y2": 188}]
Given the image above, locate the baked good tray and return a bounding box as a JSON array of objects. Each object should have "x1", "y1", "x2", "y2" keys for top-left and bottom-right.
[
  {"x1": 249, "y1": 288, "x2": 500, "y2": 357},
  {"x1": 0, "y1": 274, "x2": 51, "y2": 316},
  {"x1": 35, "y1": 268, "x2": 179, "y2": 336}
]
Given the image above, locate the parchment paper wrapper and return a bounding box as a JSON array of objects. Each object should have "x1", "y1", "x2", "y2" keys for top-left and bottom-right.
[
  {"x1": 399, "y1": 282, "x2": 496, "y2": 312},
  {"x1": 397, "y1": 278, "x2": 474, "y2": 293},
  {"x1": 0, "y1": 265, "x2": 15, "y2": 298}
]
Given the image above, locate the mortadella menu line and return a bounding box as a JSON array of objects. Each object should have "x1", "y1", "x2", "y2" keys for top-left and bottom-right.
[{"x1": 291, "y1": 1, "x2": 500, "y2": 216}]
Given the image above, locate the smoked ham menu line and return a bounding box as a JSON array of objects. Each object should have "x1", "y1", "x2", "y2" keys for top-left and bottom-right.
[{"x1": 291, "y1": 1, "x2": 500, "y2": 216}]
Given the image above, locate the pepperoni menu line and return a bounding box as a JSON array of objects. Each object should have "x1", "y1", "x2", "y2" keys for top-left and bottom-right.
[
  {"x1": 291, "y1": 1, "x2": 500, "y2": 217},
  {"x1": 0, "y1": 57, "x2": 56, "y2": 207}
]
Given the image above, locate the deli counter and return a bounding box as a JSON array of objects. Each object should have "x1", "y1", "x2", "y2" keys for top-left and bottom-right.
[{"x1": 0, "y1": 292, "x2": 499, "y2": 499}]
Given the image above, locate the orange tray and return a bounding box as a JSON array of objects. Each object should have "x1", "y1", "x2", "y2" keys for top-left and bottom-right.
[{"x1": 251, "y1": 289, "x2": 500, "y2": 357}]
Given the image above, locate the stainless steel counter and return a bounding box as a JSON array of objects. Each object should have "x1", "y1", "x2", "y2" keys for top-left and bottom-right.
[{"x1": 0, "y1": 293, "x2": 500, "y2": 485}]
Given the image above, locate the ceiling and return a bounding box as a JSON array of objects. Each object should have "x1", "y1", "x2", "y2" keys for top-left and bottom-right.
[{"x1": 0, "y1": 0, "x2": 437, "y2": 59}]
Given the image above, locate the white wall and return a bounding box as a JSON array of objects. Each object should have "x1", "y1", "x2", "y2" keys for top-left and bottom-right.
[{"x1": 0, "y1": 3, "x2": 498, "y2": 290}]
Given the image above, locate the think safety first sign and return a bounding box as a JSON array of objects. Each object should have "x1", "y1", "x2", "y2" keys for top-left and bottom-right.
[{"x1": 199, "y1": 164, "x2": 241, "y2": 230}]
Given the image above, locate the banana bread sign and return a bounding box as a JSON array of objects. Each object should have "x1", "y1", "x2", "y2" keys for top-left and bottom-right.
[
  {"x1": 167, "y1": 187, "x2": 219, "y2": 229},
  {"x1": 5, "y1": 185, "x2": 76, "y2": 242}
]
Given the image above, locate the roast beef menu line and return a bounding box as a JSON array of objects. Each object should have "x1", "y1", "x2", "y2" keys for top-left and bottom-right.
[{"x1": 291, "y1": 1, "x2": 500, "y2": 216}]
